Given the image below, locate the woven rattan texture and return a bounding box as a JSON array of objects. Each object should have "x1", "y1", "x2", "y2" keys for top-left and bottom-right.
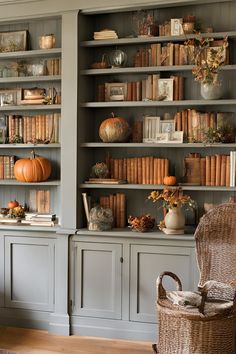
[{"x1": 155, "y1": 203, "x2": 236, "y2": 354}]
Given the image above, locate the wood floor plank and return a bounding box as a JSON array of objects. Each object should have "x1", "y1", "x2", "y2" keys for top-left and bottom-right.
[{"x1": 0, "y1": 327, "x2": 152, "y2": 354}]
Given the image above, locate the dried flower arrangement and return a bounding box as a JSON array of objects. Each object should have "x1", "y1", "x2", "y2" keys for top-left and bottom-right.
[
  {"x1": 128, "y1": 214, "x2": 155, "y2": 232},
  {"x1": 148, "y1": 187, "x2": 196, "y2": 210},
  {"x1": 185, "y1": 35, "x2": 228, "y2": 84}
]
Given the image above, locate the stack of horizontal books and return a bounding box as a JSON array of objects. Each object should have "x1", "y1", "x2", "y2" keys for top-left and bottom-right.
[
  {"x1": 93, "y1": 29, "x2": 118, "y2": 40},
  {"x1": 21, "y1": 213, "x2": 57, "y2": 226}
]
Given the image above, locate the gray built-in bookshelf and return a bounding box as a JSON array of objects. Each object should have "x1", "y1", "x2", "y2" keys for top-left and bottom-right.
[
  {"x1": 0, "y1": 16, "x2": 61, "y2": 225},
  {"x1": 78, "y1": 0, "x2": 236, "y2": 231}
]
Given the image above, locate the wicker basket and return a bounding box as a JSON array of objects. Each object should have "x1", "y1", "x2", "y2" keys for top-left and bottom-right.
[{"x1": 154, "y1": 203, "x2": 236, "y2": 354}]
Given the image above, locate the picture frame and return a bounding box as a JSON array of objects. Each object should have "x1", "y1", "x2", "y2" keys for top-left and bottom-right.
[
  {"x1": 105, "y1": 82, "x2": 127, "y2": 102},
  {"x1": 0, "y1": 30, "x2": 28, "y2": 53},
  {"x1": 155, "y1": 133, "x2": 168, "y2": 143},
  {"x1": 20, "y1": 87, "x2": 46, "y2": 105},
  {"x1": 155, "y1": 131, "x2": 184, "y2": 144},
  {"x1": 160, "y1": 119, "x2": 175, "y2": 134},
  {"x1": 170, "y1": 18, "x2": 184, "y2": 36},
  {"x1": 168, "y1": 131, "x2": 184, "y2": 143},
  {"x1": 158, "y1": 78, "x2": 174, "y2": 101},
  {"x1": 0, "y1": 88, "x2": 21, "y2": 106},
  {"x1": 143, "y1": 115, "x2": 160, "y2": 142}
]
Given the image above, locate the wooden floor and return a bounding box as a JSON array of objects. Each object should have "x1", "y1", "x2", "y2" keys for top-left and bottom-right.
[{"x1": 0, "y1": 327, "x2": 153, "y2": 354}]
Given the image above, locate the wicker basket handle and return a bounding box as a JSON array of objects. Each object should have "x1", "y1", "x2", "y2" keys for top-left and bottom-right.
[{"x1": 157, "y1": 271, "x2": 182, "y2": 300}]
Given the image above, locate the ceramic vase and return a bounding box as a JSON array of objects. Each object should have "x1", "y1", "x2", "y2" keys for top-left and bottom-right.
[
  {"x1": 200, "y1": 77, "x2": 224, "y2": 100},
  {"x1": 164, "y1": 207, "x2": 185, "y2": 230}
]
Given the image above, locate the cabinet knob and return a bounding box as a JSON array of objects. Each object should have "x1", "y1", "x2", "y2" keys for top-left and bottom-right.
[{"x1": 120, "y1": 257, "x2": 124, "y2": 263}]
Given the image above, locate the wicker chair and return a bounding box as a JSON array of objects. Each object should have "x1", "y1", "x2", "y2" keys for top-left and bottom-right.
[{"x1": 153, "y1": 203, "x2": 236, "y2": 354}]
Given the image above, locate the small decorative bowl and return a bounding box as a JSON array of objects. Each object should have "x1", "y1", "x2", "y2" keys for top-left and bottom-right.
[
  {"x1": 128, "y1": 214, "x2": 156, "y2": 232},
  {"x1": 90, "y1": 61, "x2": 108, "y2": 69}
]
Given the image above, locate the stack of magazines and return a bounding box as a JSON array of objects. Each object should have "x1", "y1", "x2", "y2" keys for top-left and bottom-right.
[{"x1": 21, "y1": 213, "x2": 57, "y2": 227}]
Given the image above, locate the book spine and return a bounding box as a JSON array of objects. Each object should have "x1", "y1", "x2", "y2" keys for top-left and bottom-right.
[
  {"x1": 205, "y1": 155, "x2": 211, "y2": 186},
  {"x1": 220, "y1": 155, "x2": 227, "y2": 186}
]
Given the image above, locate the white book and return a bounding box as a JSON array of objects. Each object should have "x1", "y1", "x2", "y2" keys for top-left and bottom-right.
[{"x1": 230, "y1": 151, "x2": 236, "y2": 187}]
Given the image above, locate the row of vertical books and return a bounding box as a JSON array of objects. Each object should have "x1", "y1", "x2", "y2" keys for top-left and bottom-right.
[
  {"x1": 174, "y1": 110, "x2": 231, "y2": 143},
  {"x1": 98, "y1": 75, "x2": 184, "y2": 102},
  {"x1": 184, "y1": 153, "x2": 235, "y2": 186},
  {"x1": 28, "y1": 189, "x2": 50, "y2": 213},
  {"x1": 2, "y1": 113, "x2": 60, "y2": 144},
  {"x1": 133, "y1": 43, "x2": 192, "y2": 67},
  {"x1": 100, "y1": 193, "x2": 126, "y2": 228},
  {"x1": 45, "y1": 58, "x2": 61, "y2": 76},
  {"x1": 105, "y1": 156, "x2": 169, "y2": 184},
  {"x1": 0, "y1": 155, "x2": 14, "y2": 179}
]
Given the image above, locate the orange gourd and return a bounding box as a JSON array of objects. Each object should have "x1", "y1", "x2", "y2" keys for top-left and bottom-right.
[
  {"x1": 163, "y1": 176, "x2": 177, "y2": 186},
  {"x1": 14, "y1": 151, "x2": 52, "y2": 182}
]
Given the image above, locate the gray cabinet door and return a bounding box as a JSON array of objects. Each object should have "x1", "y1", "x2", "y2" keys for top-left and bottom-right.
[
  {"x1": 130, "y1": 244, "x2": 198, "y2": 323},
  {"x1": 4, "y1": 235, "x2": 55, "y2": 312},
  {"x1": 72, "y1": 241, "x2": 122, "y2": 319}
]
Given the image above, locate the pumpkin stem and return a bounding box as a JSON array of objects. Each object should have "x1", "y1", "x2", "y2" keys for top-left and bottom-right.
[
  {"x1": 31, "y1": 150, "x2": 35, "y2": 159},
  {"x1": 111, "y1": 112, "x2": 115, "y2": 118}
]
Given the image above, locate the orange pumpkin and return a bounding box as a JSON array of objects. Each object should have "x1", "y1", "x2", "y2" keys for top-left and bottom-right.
[
  {"x1": 7, "y1": 200, "x2": 19, "y2": 209},
  {"x1": 14, "y1": 151, "x2": 52, "y2": 182},
  {"x1": 163, "y1": 176, "x2": 177, "y2": 186},
  {"x1": 99, "y1": 113, "x2": 131, "y2": 143}
]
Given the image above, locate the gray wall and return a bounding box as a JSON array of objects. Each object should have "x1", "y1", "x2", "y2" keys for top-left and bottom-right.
[{"x1": 0, "y1": 0, "x2": 230, "y2": 20}]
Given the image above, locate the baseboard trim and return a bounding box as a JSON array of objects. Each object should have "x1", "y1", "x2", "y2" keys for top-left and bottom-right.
[{"x1": 70, "y1": 316, "x2": 156, "y2": 341}]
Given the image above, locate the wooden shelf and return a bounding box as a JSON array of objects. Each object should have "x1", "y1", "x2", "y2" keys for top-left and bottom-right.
[
  {"x1": 81, "y1": 65, "x2": 236, "y2": 76},
  {"x1": 0, "y1": 104, "x2": 61, "y2": 112},
  {"x1": 80, "y1": 183, "x2": 236, "y2": 191},
  {"x1": 0, "y1": 143, "x2": 60, "y2": 149},
  {"x1": 80, "y1": 142, "x2": 236, "y2": 148},
  {"x1": 76, "y1": 227, "x2": 195, "y2": 240},
  {"x1": 81, "y1": 100, "x2": 236, "y2": 108},
  {"x1": 0, "y1": 180, "x2": 60, "y2": 186},
  {"x1": 0, "y1": 75, "x2": 61, "y2": 83},
  {"x1": 0, "y1": 48, "x2": 61, "y2": 59},
  {"x1": 80, "y1": 31, "x2": 236, "y2": 47}
]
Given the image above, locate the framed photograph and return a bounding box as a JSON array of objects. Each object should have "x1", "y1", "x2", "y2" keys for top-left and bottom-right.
[
  {"x1": 168, "y1": 131, "x2": 184, "y2": 143},
  {"x1": 20, "y1": 87, "x2": 46, "y2": 105},
  {"x1": 105, "y1": 82, "x2": 127, "y2": 102},
  {"x1": 158, "y1": 78, "x2": 174, "y2": 101},
  {"x1": 143, "y1": 115, "x2": 160, "y2": 142},
  {"x1": 160, "y1": 119, "x2": 175, "y2": 134},
  {"x1": 0, "y1": 89, "x2": 21, "y2": 106},
  {"x1": 155, "y1": 133, "x2": 168, "y2": 143},
  {"x1": 170, "y1": 18, "x2": 184, "y2": 36},
  {"x1": 0, "y1": 30, "x2": 28, "y2": 53}
]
